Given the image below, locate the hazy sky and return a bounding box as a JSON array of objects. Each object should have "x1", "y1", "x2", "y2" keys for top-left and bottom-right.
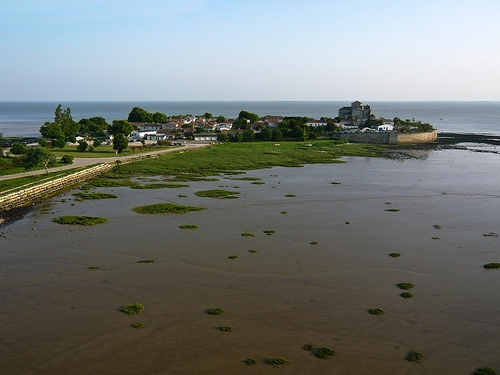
[{"x1": 1, "y1": 0, "x2": 499, "y2": 101}]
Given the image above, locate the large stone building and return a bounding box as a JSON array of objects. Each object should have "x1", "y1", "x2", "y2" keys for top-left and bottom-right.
[{"x1": 338, "y1": 101, "x2": 373, "y2": 125}]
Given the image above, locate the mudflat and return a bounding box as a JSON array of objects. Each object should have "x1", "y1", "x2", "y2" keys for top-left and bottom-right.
[{"x1": 1, "y1": 149, "x2": 499, "y2": 375}]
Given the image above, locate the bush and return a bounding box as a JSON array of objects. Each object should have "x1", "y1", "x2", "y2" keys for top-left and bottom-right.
[
  {"x1": 52, "y1": 216, "x2": 108, "y2": 226},
  {"x1": 483, "y1": 263, "x2": 500, "y2": 269},
  {"x1": 137, "y1": 259, "x2": 154, "y2": 263},
  {"x1": 406, "y1": 350, "x2": 423, "y2": 362},
  {"x1": 243, "y1": 358, "x2": 257, "y2": 366},
  {"x1": 61, "y1": 154, "x2": 74, "y2": 164},
  {"x1": 228, "y1": 255, "x2": 238, "y2": 259},
  {"x1": 400, "y1": 292, "x2": 413, "y2": 298},
  {"x1": 77, "y1": 140, "x2": 88, "y2": 152},
  {"x1": 472, "y1": 367, "x2": 499, "y2": 375},
  {"x1": 314, "y1": 346, "x2": 336, "y2": 359},
  {"x1": 397, "y1": 283, "x2": 414, "y2": 290},
  {"x1": 10, "y1": 142, "x2": 26, "y2": 155},
  {"x1": 120, "y1": 303, "x2": 145, "y2": 315},
  {"x1": 179, "y1": 224, "x2": 198, "y2": 229},
  {"x1": 302, "y1": 344, "x2": 314, "y2": 351},
  {"x1": 131, "y1": 322, "x2": 145, "y2": 329},
  {"x1": 266, "y1": 357, "x2": 289, "y2": 366},
  {"x1": 220, "y1": 326, "x2": 233, "y2": 332},
  {"x1": 368, "y1": 308, "x2": 385, "y2": 315},
  {"x1": 38, "y1": 138, "x2": 47, "y2": 147},
  {"x1": 132, "y1": 203, "x2": 204, "y2": 215},
  {"x1": 207, "y1": 307, "x2": 224, "y2": 315}
]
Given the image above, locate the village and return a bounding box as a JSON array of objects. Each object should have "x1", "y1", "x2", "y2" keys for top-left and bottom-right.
[{"x1": 125, "y1": 101, "x2": 435, "y2": 144}]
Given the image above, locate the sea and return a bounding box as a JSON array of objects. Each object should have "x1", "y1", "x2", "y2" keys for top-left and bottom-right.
[{"x1": 0, "y1": 101, "x2": 499, "y2": 138}]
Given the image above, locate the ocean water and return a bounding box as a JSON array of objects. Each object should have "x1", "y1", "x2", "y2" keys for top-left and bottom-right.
[{"x1": 0, "y1": 101, "x2": 499, "y2": 138}]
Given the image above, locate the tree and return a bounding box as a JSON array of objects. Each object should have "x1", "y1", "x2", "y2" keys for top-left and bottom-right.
[
  {"x1": 38, "y1": 138, "x2": 47, "y2": 148},
  {"x1": 152, "y1": 112, "x2": 168, "y2": 124},
  {"x1": 54, "y1": 104, "x2": 79, "y2": 141},
  {"x1": 128, "y1": 107, "x2": 153, "y2": 123},
  {"x1": 272, "y1": 128, "x2": 283, "y2": 142},
  {"x1": 23, "y1": 146, "x2": 56, "y2": 174},
  {"x1": 238, "y1": 110, "x2": 259, "y2": 123},
  {"x1": 259, "y1": 127, "x2": 272, "y2": 141},
  {"x1": 217, "y1": 133, "x2": 229, "y2": 143},
  {"x1": 93, "y1": 139, "x2": 101, "y2": 148},
  {"x1": 10, "y1": 142, "x2": 27, "y2": 155},
  {"x1": 77, "y1": 140, "x2": 88, "y2": 152},
  {"x1": 79, "y1": 117, "x2": 109, "y2": 137},
  {"x1": 216, "y1": 115, "x2": 225, "y2": 123},
  {"x1": 204, "y1": 112, "x2": 213, "y2": 119},
  {"x1": 109, "y1": 120, "x2": 134, "y2": 137},
  {"x1": 40, "y1": 121, "x2": 64, "y2": 143},
  {"x1": 113, "y1": 133, "x2": 128, "y2": 153},
  {"x1": 243, "y1": 129, "x2": 255, "y2": 142}
]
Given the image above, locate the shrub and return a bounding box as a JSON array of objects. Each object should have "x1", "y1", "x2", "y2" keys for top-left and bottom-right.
[
  {"x1": 397, "y1": 283, "x2": 414, "y2": 290},
  {"x1": 132, "y1": 203, "x2": 204, "y2": 215},
  {"x1": 73, "y1": 192, "x2": 117, "y2": 200},
  {"x1": 302, "y1": 344, "x2": 314, "y2": 351},
  {"x1": 400, "y1": 292, "x2": 413, "y2": 298},
  {"x1": 228, "y1": 255, "x2": 238, "y2": 259},
  {"x1": 389, "y1": 253, "x2": 401, "y2": 258},
  {"x1": 131, "y1": 322, "x2": 145, "y2": 329},
  {"x1": 483, "y1": 232, "x2": 498, "y2": 237},
  {"x1": 266, "y1": 357, "x2": 289, "y2": 366},
  {"x1": 61, "y1": 154, "x2": 74, "y2": 164},
  {"x1": 10, "y1": 142, "x2": 26, "y2": 155},
  {"x1": 243, "y1": 358, "x2": 257, "y2": 366},
  {"x1": 195, "y1": 189, "x2": 240, "y2": 199},
  {"x1": 483, "y1": 263, "x2": 500, "y2": 269},
  {"x1": 121, "y1": 303, "x2": 145, "y2": 315},
  {"x1": 472, "y1": 367, "x2": 499, "y2": 375},
  {"x1": 220, "y1": 326, "x2": 233, "y2": 332},
  {"x1": 406, "y1": 350, "x2": 423, "y2": 362},
  {"x1": 207, "y1": 307, "x2": 224, "y2": 315},
  {"x1": 52, "y1": 216, "x2": 108, "y2": 226},
  {"x1": 368, "y1": 308, "x2": 385, "y2": 315},
  {"x1": 315, "y1": 346, "x2": 336, "y2": 359}
]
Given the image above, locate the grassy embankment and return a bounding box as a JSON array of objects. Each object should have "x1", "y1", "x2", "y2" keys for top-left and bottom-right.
[
  {"x1": 1, "y1": 141, "x2": 386, "y2": 196},
  {"x1": 84, "y1": 141, "x2": 386, "y2": 187}
]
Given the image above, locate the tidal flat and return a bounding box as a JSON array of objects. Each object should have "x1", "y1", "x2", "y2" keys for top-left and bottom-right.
[{"x1": 0, "y1": 148, "x2": 499, "y2": 374}]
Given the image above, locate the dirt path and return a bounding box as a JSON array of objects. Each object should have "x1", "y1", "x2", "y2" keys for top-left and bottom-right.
[{"x1": 0, "y1": 143, "x2": 209, "y2": 182}]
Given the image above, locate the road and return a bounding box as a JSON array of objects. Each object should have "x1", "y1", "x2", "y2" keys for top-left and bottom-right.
[{"x1": 0, "y1": 143, "x2": 210, "y2": 181}]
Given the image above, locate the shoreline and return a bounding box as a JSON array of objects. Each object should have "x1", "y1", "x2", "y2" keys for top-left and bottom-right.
[{"x1": 0, "y1": 150, "x2": 498, "y2": 374}]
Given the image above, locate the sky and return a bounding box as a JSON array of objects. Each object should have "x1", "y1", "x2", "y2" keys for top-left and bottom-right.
[{"x1": 1, "y1": 0, "x2": 499, "y2": 101}]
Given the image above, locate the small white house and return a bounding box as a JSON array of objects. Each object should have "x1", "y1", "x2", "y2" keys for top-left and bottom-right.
[
  {"x1": 306, "y1": 119, "x2": 327, "y2": 127},
  {"x1": 194, "y1": 133, "x2": 218, "y2": 142},
  {"x1": 377, "y1": 124, "x2": 394, "y2": 131}
]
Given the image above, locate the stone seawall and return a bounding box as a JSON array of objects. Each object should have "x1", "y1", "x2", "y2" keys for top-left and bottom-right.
[
  {"x1": 0, "y1": 163, "x2": 116, "y2": 212},
  {"x1": 329, "y1": 130, "x2": 437, "y2": 144}
]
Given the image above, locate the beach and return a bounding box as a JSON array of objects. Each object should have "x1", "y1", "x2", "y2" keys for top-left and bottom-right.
[{"x1": 0, "y1": 148, "x2": 499, "y2": 374}]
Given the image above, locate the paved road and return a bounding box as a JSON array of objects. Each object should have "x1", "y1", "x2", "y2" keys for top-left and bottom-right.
[{"x1": 0, "y1": 143, "x2": 210, "y2": 181}]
